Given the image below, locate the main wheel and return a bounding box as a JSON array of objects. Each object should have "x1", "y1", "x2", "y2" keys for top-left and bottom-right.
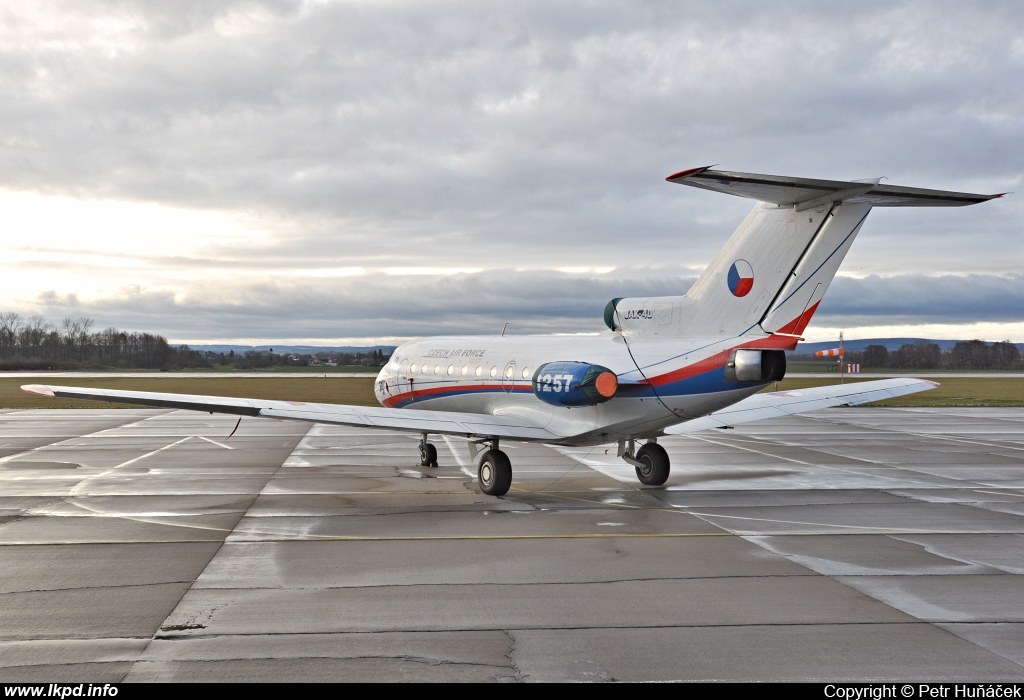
[
  {"x1": 419, "y1": 442, "x2": 438, "y2": 467},
  {"x1": 478, "y1": 449, "x2": 512, "y2": 496},
  {"x1": 634, "y1": 442, "x2": 670, "y2": 486}
]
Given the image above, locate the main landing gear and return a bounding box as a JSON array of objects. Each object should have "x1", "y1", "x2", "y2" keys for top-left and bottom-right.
[
  {"x1": 478, "y1": 439, "x2": 512, "y2": 497},
  {"x1": 419, "y1": 434, "x2": 438, "y2": 468},
  {"x1": 620, "y1": 439, "x2": 670, "y2": 486}
]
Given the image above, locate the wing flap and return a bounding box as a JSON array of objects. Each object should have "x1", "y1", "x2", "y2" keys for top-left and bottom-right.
[
  {"x1": 22, "y1": 384, "x2": 559, "y2": 441},
  {"x1": 664, "y1": 378, "x2": 938, "y2": 434}
]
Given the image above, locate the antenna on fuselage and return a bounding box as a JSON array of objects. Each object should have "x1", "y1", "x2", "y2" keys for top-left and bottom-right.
[{"x1": 501, "y1": 322, "x2": 508, "y2": 337}]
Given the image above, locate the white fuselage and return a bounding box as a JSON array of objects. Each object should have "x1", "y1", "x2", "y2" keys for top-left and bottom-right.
[{"x1": 374, "y1": 332, "x2": 776, "y2": 446}]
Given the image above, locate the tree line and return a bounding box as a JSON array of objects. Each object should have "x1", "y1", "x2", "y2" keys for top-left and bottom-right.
[
  {"x1": 0, "y1": 312, "x2": 390, "y2": 371},
  {"x1": 0, "y1": 313, "x2": 211, "y2": 370},
  {"x1": 796, "y1": 339, "x2": 1022, "y2": 371}
]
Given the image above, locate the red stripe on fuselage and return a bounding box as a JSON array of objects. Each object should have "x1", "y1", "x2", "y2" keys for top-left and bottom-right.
[
  {"x1": 382, "y1": 382, "x2": 531, "y2": 407},
  {"x1": 645, "y1": 328, "x2": 802, "y2": 388}
]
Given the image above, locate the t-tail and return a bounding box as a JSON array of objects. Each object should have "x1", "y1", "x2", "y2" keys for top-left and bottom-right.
[{"x1": 605, "y1": 167, "x2": 1002, "y2": 345}]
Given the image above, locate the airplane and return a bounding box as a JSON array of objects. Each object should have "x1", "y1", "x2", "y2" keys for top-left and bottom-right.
[{"x1": 22, "y1": 167, "x2": 1003, "y2": 496}]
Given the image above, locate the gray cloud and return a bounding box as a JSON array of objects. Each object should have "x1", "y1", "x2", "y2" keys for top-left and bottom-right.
[
  {"x1": 819, "y1": 273, "x2": 1024, "y2": 326},
  {"x1": 29, "y1": 269, "x2": 690, "y2": 340},
  {"x1": 1, "y1": 1, "x2": 1022, "y2": 340},
  {"x1": 22, "y1": 269, "x2": 1024, "y2": 343}
]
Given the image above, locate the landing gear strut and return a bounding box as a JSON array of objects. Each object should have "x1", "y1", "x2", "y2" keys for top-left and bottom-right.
[
  {"x1": 478, "y1": 439, "x2": 512, "y2": 496},
  {"x1": 419, "y1": 434, "x2": 438, "y2": 468},
  {"x1": 620, "y1": 439, "x2": 670, "y2": 486}
]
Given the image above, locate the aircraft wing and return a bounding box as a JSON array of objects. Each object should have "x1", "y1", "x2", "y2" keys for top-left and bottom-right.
[
  {"x1": 663, "y1": 378, "x2": 938, "y2": 434},
  {"x1": 20, "y1": 384, "x2": 559, "y2": 441}
]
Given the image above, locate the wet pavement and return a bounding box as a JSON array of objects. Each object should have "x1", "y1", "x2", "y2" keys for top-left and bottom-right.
[{"x1": 0, "y1": 407, "x2": 1022, "y2": 681}]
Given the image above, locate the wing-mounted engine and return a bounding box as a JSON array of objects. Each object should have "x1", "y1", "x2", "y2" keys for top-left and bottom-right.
[
  {"x1": 725, "y1": 349, "x2": 786, "y2": 383},
  {"x1": 532, "y1": 362, "x2": 618, "y2": 407}
]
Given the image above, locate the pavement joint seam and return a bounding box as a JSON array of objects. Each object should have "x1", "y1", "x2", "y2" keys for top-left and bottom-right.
[{"x1": 119, "y1": 419, "x2": 317, "y2": 682}]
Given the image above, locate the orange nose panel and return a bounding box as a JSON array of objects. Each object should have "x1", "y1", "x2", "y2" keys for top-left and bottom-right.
[{"x1": 594, "y1": 371, "x2": 618, "y2": 398}]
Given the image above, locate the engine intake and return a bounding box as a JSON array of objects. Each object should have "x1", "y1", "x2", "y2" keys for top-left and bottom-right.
[
  {"x1": 532, "y1": 362, "x2": 618, "y2": 407},
  {"x1": 725, "y1": 349, "x2": 786, "y2": 383}
]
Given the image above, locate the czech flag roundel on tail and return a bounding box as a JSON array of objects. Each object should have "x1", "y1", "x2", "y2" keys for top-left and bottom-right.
[{"x1": 727, "y1": 260, "x2": 754, "y2": 297}]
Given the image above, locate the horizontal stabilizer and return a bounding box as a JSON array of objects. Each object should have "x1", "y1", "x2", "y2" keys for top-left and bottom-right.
[
  {"x1": 667, "y1": 167, "x2": 1002, "y2": 207},
  {"x1": 664, "y1": 378, "x2": 938, "y2": 434}
]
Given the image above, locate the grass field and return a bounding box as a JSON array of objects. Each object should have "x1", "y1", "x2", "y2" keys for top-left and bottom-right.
[{"x1": 1, "y1": 375, "x2": 1021, "y2": 410}]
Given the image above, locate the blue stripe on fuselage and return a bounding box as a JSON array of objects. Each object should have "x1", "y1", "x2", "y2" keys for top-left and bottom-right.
[{"x1": 388, "y1": 364, "x2": 756, "y2": 408}]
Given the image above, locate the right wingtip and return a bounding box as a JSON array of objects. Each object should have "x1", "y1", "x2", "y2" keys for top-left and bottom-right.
[{"x1": 21, "y1": 384, "x2": 55, "y2": 397}]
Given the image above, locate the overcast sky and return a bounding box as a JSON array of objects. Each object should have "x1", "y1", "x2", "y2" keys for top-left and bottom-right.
[{"x1": 1, "y1": 0, "x2": 1021, "y2": 346}]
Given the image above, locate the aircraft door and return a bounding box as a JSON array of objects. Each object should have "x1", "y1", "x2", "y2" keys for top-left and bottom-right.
[
  {"x1": 502, "y1": 361, "x2": 516, "y2": 394},
  {"x1": 399, "y1": 359, "x2": 410, "y2": 395}
]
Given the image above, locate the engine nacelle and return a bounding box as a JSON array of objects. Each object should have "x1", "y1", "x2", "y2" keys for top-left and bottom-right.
[
  {"x1": 725, "y1": 349, "x2": 787, "y2": 383},
  {"x1": 532, "y1": 362, "x2": 618, "y2": 407}
]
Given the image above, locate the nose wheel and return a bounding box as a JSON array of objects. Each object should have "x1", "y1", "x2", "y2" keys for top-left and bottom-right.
[{"x1": 478, "y1": 448, "x2": 512, "y2": 496}]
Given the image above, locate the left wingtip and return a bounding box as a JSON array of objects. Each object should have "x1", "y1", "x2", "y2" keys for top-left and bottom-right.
[
  {"x1": 666, "y1": 165, "x2": 714, "y2": 182},
  {"x1": 21, "y1": 384, "x2": 55, "y2": 397}
]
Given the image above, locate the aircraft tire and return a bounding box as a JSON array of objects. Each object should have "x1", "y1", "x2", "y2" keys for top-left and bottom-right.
[
  {"x1": 635, "y1": 442, "x2": 670, "y2": 486},
  {"x1": 478, "y1": 449, "x2": 512, "y2": 496},
  {"x1": 420, "y1": 442, "x2": 438, "y2": 467}
]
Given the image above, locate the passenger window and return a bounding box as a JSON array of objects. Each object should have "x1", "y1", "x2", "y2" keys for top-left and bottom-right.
[
  {"x1": 409, "y1": 363, "x2": 416, "y2": 373},
  {"x1": 447, "y1": 364, "x2": 454, "y2": 376},
  {"x1": 434, "y1": 364, "x2": 441, "y2": 375},
  {"x1": 475, "y1": 366, "x2": 482, "y2": 377},
  {"x1": 521, "y1": 367, "x2": 530, "y2": 379},
  {"x1": 505, "y1": 364, "x2": 514, "y2": 379},
  {"x1": 461, "y1": 365, "x2": 468, "y2": 376},
  {"x1": 490, "y1": 366, "x2": 498, "y2": 378}
]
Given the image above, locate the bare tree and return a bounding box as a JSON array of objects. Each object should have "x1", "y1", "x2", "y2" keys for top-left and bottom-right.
[{"x1": 0, "y1": 312, "x2": 22, "y2": 358}]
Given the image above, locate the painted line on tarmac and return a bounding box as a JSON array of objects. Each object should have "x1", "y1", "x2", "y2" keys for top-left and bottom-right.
[
  {"x1": 974, "y1": 489, "x2": 1024, "y2": 499},
  {"x1": 4, "y1": 530, "x2": 1024, "y2": 546},
  {"x1": 513, "y1": 487, "x2": 1023, "y2": 535}
]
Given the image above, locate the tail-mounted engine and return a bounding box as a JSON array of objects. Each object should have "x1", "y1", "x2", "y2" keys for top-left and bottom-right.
[
  {"x1": 725, "y1": 349, "x2": 786, "y2": 383},
  {"x1": 532, "y1": 362, "x2": 618, "y2": 407}
]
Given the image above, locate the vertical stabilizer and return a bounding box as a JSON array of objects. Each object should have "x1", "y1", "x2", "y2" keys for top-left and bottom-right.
[
  {"x1": 680, "y1": 202, "x2": 838, "y2": 337},
  {"x1": 759, "y1": 203, "x2": 871, "y2": 336}
]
